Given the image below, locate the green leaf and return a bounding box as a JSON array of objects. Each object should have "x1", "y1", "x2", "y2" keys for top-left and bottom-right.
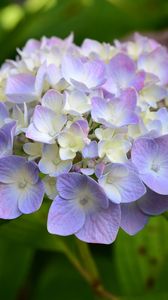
[
  {"x1": 114, "y1": 217, "x2": 168, "y2": 298},
  {"x1": 0, "y1": 219, "x2": 11, "y2": 225},
  {"x1": 0, "y1": 201, "x2": 73, "y2": 253},
  {"x1": 30, "y1": 253, "x2": 96, "y2": 300},
  {"x1": 0, "y1": 240, "x2": 34, "y2": 300}
]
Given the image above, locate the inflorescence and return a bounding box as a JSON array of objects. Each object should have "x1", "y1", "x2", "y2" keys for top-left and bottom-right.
[{"x1": 0, "y1": 33, "x2": 168, "y2": 244}]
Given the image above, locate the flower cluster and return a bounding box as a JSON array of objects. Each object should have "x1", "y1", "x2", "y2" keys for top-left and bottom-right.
[{"x1": 0, "y1": 33, "x2": 168, "y2": 244}]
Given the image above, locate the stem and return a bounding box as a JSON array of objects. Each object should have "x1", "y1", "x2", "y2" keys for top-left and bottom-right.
[
  {"x1": 62, "y1": 239, "x2": 119, "y2": 300},
  {"x1": 75, "y1": 239, "x2": 100, "y2": 279},
  {"x1": 63, "y1": 246, "x2": 92, "y2": 283},
  {"x1": 93, "y1": 283, "x2": 119, "y2": 300}
]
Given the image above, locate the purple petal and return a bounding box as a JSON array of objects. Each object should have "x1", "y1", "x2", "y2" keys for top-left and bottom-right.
[
  {"x1": 105, "y1": 53, "x2": 136, "y2": 94},
  {"x1": 0, "y1": 121, "x2": 16, "y2": 158},
  {"x1": 99, "y1": 163, "x2": 146, "y2": 204},
  {"x1": 109, "y1": 53, "x2": 136, "y2": 80},
  {"x1": 0, "y1": 183, "x2": 21, "y2": 219},
  {"x1": 95, "y1": 162, "x2": 105, "y2": 178},
  {"x1": 0, "y1": 156, "x2": 39, "y2": 186},
  {"x1": 0, "y1": 156, "x2": 26, "y2": 183},
  {"x1": 80, "y1": 168, "x2": 95, "y2": 175},
  {"x1": 33, "y1": 106, "x2": 66, "y2": 134},
  {"x1": 75, "y1": 203, "x2": 121, "y2": 244},
  {"x1": 39, "y1": 144, "x2": 72, "y2": 177},
  {"x1": 138, "y1": 188, "x2": 168, "y2": 215},
  {"x1": 0, "y1": 157, "x2": 44, "y2": 218},
  {"x1": 130, "y1": 71, "x2": 146, "y2": 92},
  {"x1": 117, "y1": 169, "x2": 147, "y2": 203},
  {"x1": 132, "y1": 135, "x2": 168, "y2": 194},
  {"x1": 81, "y1": 38, "x2": 102, "y2": 56},
  {"x1": 26, "y1": 123, "x2": 55, "y2": 144},
  {"x1": 57, "y1": 173, "x2": 108, "y2": 209},
  {"x1": 6, "y1": 74, "x2": 36, "y2": 103},
  {"x1": 91, "y1": 96, "x2": 138, "y2": 128},
  {"x1": 42, "y1": 89, "x2": 65, "y2": 113},
  {"x1": 35, "y1": 64, "x2": 62, "y2": 94},
  {"x1": 91, "y1": 97, "x2": 112, "y2": 124},
  {"x1": 57, "y1": 173, "x2": 87, "y2": 200},
  {"x1": 0, "y1": 133, "x2": 9, "y2": 158},
  {"x1": 23, "y1": 38, "x2": 41, "y2": 54},
  {"x1": 47, "y1": 64, "x2": 62, "y2": 86},
  {"x1": 1, "y1": 121, "x2": 16, "y2": 138},
  {"x1": 131, "y1": 137, "x2": 157, "y2": 172},
  {"x1": 0, "y1": 103, "x2": 8, "y2": 127},
  {"x1": 138, "y1": 47, "x2": 168, "y2": 85},
  {"x1": 120, "y1": 88, "x2": 137, "y2": 110},
  {"x1": 47, "y1": 196, "x2": 85, "y2": 236},
  {"x1": 62, "y1": 55, "x2": 105, "y2": 91},
  {"x1": 35, "y1": 64, "x2": 47, "y2": 96},
  {"x1": 26, "y1": 105, "x2": 66, "y2": 143},
  {"x1": 134, "y1": 33, "x2": 160, "y2": 52},
  {"x1": 18, "y1": 179, "x2": 44, "y2": 214},
  {"x1": 24, "y1": 160, "x2": 40, "y2": 184},
  {"x1": 86, "y1": 176, "x2": 108, "y2": 209},
  {"x1": 121, "y1": 202, "x2": 149, "y2": 235},
  {"x1": 82, "y1": 141, "x2": 98, "y2": 158},
  {"x1": 41, "y1": 33, "x2": 73, "y2": 49},
  {"x1": 61, "y1": 55, "x2": 84, "y2": 85},
  {"x1": 74, "y1": 119, "x2": 89, "y2": 136},
  {"x1": 82, "y1": 59, "x2": 106, "y2": 89}
]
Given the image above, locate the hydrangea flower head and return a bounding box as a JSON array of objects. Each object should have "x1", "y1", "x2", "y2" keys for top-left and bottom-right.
[{"x1": 0, "y1": 32, "x2": 168, "y2": 243}]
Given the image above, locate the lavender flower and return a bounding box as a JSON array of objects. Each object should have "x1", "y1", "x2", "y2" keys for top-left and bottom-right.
[
  {"x1": 91, "y1": 88, "x2": 138, "y2": 128},
  {"x1": 99, "y1": 162, "x2": 146, "y2": 204},
  {"x1": 38, "y1": 143, "x2": 72, "y2": 176},
  {"x1": 58, "y1": 119, "x2": 89, "y2": 160},
  {"x1": 26, "y1": 105, "x2": 67, "y2": 144},
  {"x1": 131, "y1": 135, "x2": 168, "y2": 194},
  {"x1": 138, "y1": 47, "x2": 168, "y2": 85},
  {"x1": 6, "y1": 73, "x2": 37, "y2": 103},
  {"x1": 0, "y1": 156, "x2": 44, "y2": 219},
  {"x1": 47, "y1": 173, "x2": 121, "y2": 244},
  {"x1": 121, "y1": 188, "x2": 168, "y2": 235},
  {"x1": 103, "y1": 53, "x2": 145, "y2": 96},
  {"x1": 61, "y1": 55, "x2": 106, "y2": 92}
]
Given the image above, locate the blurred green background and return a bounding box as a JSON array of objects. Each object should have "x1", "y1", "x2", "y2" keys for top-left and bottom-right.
[{"x1": 0, "y1": 0, "x2": 168, "y2": 299}]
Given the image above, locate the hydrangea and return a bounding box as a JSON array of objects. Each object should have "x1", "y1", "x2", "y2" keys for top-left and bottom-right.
[
  {"x1": 0, "y1": 32, "x2": 168, "y2": 244},
  {"x1": 0, "y1": 156, "x2": 44, "y2": 219},
  {"x1": 47, "y1": 173, "x2": 120, "y2": 244}
]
